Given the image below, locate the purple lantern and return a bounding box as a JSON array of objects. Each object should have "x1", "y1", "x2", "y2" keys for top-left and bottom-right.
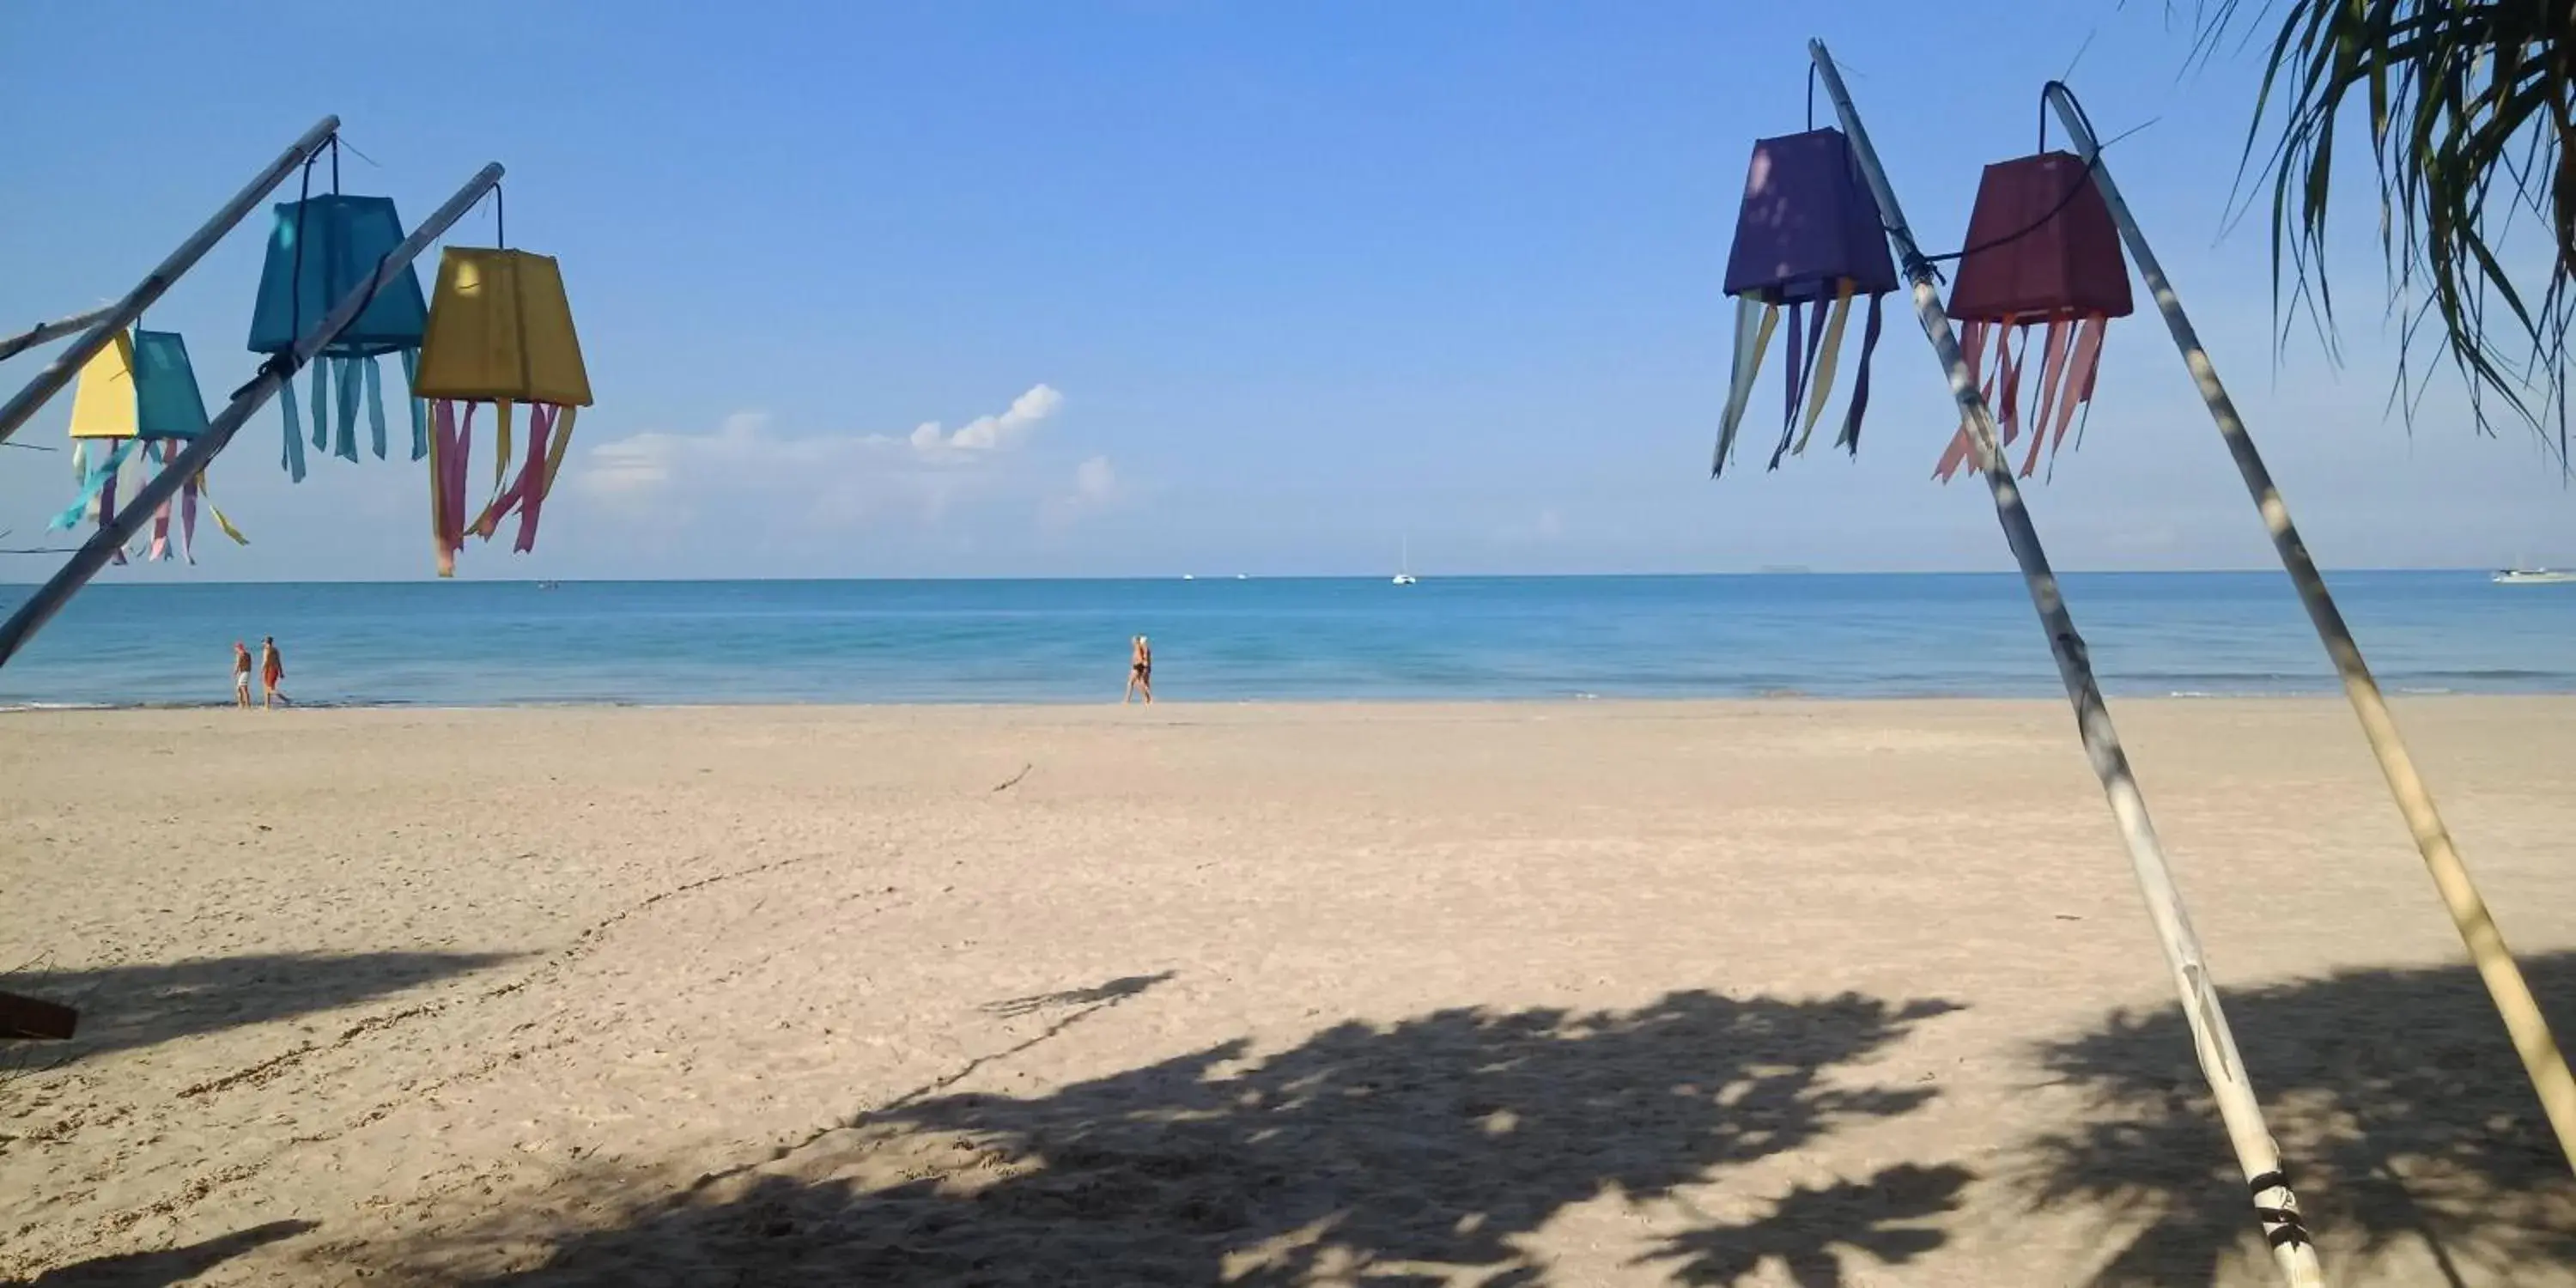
[{"x1": 1715, "y1": 128, "x2": 1899, "y2": 475}]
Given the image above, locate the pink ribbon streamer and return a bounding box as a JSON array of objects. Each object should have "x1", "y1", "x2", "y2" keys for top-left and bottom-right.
[
  {"x1": 433, "y1": 400, "x2": 477, "y2": 577},
  {"x1": 469, "y1": 403, "x2": 561, "y2": 554},
  {"x1": 2051, "y1": 313, "x2": 2107, "y2": 459}
]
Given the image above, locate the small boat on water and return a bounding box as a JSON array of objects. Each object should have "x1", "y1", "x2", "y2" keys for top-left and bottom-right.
[
  {"x1": 2494, "y1": 568, "x2": 2576, "y2": 586},
  {"x1": 1392, "y1": 536, "x2": 1419, "y2": 586}
]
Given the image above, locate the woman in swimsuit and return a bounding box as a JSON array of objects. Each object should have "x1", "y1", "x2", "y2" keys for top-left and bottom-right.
[
  {"x1": 259, "y1": 635, "x2": 287, "y2": 709},
  {"x1": 1123, "y1": 635, "x2": 1153, "y2": 705},
  {"x1": 233, "y1": 641, "x2": 253, "y2": 710}
]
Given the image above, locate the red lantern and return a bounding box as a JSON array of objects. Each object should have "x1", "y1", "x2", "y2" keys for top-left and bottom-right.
[{"x1": 1932, "y1": 151, "x2": 2132, "y2": 481}]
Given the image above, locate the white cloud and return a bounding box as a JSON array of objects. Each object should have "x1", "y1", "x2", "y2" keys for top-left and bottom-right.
[
  {"x1": 1075, "y1": 455, "x2": 1116, "y2": 500},
  {"x1": 569, "y1": 386, "x2": 1076, "y2": 538},
  {"x1": 581, "y1": 410, "x2": 771, "y2": 499},
  {"x1": 1040, "y1": 454, "x2": 1122, "y2": 531},
  {"x1": 897, "y1": 385, "x2": 1064, "y2": 457}
]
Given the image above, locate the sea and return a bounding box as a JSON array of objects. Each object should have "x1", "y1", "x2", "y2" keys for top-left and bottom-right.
[{"x1": 1, "y1": 572, "x2": 2571, "y2": 709}]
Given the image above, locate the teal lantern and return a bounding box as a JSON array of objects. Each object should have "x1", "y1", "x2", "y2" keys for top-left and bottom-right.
[{"x1": 246, "y1": 193, "x2": 430, "y2": 482}]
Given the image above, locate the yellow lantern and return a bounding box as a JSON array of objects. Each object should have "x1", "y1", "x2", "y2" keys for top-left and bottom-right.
[{"x1": 413, "y1": 246, "x2": 592, "y2": 575}]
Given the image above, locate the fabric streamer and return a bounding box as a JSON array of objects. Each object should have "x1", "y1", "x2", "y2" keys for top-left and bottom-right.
[
  {"x1": 246, "y1": 190, "x2": 431, "y2": 482},
  {"x1": 52, "y1": 326, "x2": 246, "y2": 564},
  {"x1": 1931, "y1": 149, "x2": 2134, "y2": 482},
  {"x1": 1713, "y1": 126, "x2": 1899, "y2": 477},
  {"x1": 411, "y1": 245, "x2": 593, "y2": 574}
]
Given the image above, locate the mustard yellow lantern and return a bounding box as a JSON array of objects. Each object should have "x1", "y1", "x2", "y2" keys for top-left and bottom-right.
[{"x1": 413, "y1": 245, "x2": 592, "y2": 576}]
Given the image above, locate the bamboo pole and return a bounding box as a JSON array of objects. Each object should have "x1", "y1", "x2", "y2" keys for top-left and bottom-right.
[
  {"x1": 2048, "y1": 82, "x2": 2576, "y2": 1171},
  {"x1": 1806, "y1": 41, "x2": 2326, "y2": 1285},
  {"x1": 0, "y1": 164, "x2": 505, "y2": 670},
  {"x1": 0, "y1": 116, "x2": 341, "y2": 450},
  {"x1": 0, "y1": 306, "x2": 117, "y2": 366}
]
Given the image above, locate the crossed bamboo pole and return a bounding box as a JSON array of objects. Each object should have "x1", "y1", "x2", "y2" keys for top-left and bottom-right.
[
  {"x1": 0, "y1": 165, "x2": 507, "y2": 669},
  {"x1": 0, "y1": 307, "x2": 118, "y2": 367},
  {"x1": 2048, "y1": 82, "x2": 2576, "y2": 1173},
  {"x1": 1807, "y1": 40, "x2": 2326, "y2": 1285},
  {"x1": 0, "y1": 117, "x2": 343, "y2": 450}
]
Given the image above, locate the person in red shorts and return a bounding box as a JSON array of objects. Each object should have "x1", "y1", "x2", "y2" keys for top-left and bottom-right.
[{"x1": 259, "y1": 635, "x2": 288, "y2": 709}]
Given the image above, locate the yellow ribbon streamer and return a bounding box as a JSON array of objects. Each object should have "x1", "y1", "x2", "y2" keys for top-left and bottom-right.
[{"x1": 1793, "y1": 281, "x2": 1856, "y2": 455}]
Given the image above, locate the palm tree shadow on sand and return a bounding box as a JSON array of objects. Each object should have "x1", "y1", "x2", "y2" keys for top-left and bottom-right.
[
  {"x1": 378, "y1": 986, "x2": 1970, "y2": 1285},
  {"x1": 2018, "y1": 951, "x2": 2576, "y2": 1286}
]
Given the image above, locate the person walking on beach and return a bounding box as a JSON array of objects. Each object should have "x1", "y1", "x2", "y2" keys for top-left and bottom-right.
[
  {"x1": 259, "y1": 635, "x2": 287, "y2": 709},
  {"x1": 1123, "y1": 635, "x2": 1153, "y2": 705},
  {"x1": 232, "y1": 641, "x2": 254, "y2": 710}
]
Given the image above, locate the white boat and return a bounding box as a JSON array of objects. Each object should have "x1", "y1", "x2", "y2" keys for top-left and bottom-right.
[
  {"x1": 2494, "y1": 568, "x2": 2576, "y2": 585},
  {"x1": 1391, "y1": 536, "x2": 1419, "y2": 586}
]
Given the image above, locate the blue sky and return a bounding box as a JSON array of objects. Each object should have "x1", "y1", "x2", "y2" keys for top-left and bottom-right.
[{"x1": 3, "y1": 1, "x2": 2568, "y2": 581}]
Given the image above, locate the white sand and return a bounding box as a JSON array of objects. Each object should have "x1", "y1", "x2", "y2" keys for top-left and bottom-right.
[{"x1": 3, "y1": 698, "x2": 2572, "y2": 1285}]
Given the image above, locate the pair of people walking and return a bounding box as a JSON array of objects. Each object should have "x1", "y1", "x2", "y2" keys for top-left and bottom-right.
[{"x1": 232, "y1": 637, "x2": 286, "y2": 710}]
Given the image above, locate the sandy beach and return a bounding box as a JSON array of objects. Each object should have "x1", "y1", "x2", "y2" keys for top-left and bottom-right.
[{"x1": 3, "y1": 697, "x2": 2572, "y2": 1285}]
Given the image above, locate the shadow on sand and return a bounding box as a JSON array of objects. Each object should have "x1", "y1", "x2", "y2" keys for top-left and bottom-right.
[
  {"x1": 3, "y1": 951, "x2": 516, "y2": 1065},
  {"x1": 380, "y1": 985, "x2": 1968, "y2": 1285},
  {"x1": 2020, "y1": 950, "x2": 2576, "y2": 1286},
  {"x1": 9, "y1": 1219, "x2": 317, "y2": 1287}
]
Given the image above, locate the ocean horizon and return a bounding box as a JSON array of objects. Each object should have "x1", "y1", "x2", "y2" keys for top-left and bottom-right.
[{"x1": 3, "y1": 570, "x2": 2571, "y2": 709}]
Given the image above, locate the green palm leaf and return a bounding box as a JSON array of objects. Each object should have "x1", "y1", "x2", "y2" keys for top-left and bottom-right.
[{"x1": 2188, "y1": 0, "x2": 2573, "y2": 462}]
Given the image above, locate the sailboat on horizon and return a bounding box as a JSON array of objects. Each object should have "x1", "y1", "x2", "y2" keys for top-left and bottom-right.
[{"x1": 1392, "y1": 535, "x2": 1418, "y2": 586}]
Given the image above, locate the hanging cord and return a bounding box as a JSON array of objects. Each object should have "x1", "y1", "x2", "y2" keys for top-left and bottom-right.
[
  {"x1": 231, "y1": 135, "x2": 416, "y2": 401},
  {"x1": 234, "y1": 149, "x2": 323, "y2": 398},
  {"x1": 1895, "y1": 80, "x2": 2129, "y2": 280}
]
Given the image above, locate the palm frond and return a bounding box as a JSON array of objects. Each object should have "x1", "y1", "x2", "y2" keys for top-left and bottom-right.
[{"x1": 2183, "y1": 0, "x2": 2575, "y2": 463}]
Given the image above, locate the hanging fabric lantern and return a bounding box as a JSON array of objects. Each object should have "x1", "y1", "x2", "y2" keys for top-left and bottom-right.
[
  {"x1": 412, "y1": 246, "x2": 592, "y2": 577},
  {"x1": 1715, "y1": 126, "x2": 1899, "y2": 476},
  {"x1": 246, "y1": 193, "x2": 431, "y2": 483},
  {"x1": 52, "y1": 328, "x2": 247, "y2": 564},
  {"x1": 1932, "y1": 150, "x2": 2133, "y2": 481}
]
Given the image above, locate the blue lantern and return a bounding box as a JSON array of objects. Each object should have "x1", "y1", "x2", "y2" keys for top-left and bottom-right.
[{"x1": 246, "y1": 193, "x2": 430, "y2": 481}]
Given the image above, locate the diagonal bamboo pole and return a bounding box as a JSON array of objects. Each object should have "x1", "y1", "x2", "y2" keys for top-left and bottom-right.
[
  {"x1": 1807, "y1": 41, "x2": 2327, "y2": 1285},
  {"x1": 0, "y1": 307, "x2": 118, "y2": 366},
  {"x1": 0, "y1": 164, "x2": 506, "y2": 671},
  {"x1": 0, "y1": 116, "x2": 341, "y2": 450},
  {"x1": 2049, "y1": 82, "x2": 2576, "y2": 1171}
]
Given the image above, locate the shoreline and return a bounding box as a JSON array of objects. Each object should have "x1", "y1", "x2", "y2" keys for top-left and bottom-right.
[{"x1": 2, "y1": 686, "x2": 2564, "y2": 714}]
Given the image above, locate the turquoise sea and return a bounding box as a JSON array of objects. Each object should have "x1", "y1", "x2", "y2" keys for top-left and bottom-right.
[{"x1": 1, "y1": 572, "x2": 2570, "y2": 708}]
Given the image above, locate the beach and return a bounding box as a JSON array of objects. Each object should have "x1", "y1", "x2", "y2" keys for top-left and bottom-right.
[{"x1": 3, "y1": 696, "x2": 2573, "y2": 1285}]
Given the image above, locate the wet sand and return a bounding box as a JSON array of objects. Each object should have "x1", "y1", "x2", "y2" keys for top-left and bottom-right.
[{"x1": 3, "y1": 698, "x2": 2572, "y2": 1285}]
